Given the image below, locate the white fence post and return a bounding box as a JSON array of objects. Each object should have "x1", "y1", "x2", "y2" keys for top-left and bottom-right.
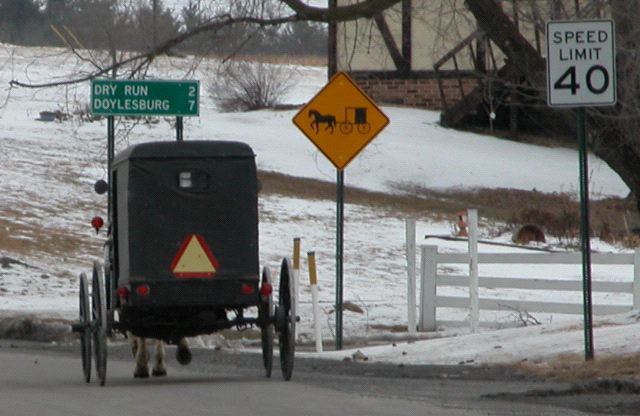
[
  {"x1": 419, "y1": 245, "x2": 438, "y2": 331},
  {"x1": 634, "y1": 248, "x2": 640, "y2": 310},
  {"x1": 468, "y1": 209, "x2": 479, "y2": 333},
  {"x1": 406, "y1": 218, "x2": 417, "y2": 334},
  {"x1": 307, "y1": 251, "x2": 323, "y2": 353}
]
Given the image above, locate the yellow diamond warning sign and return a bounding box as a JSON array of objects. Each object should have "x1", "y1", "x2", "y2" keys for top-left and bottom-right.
[
  {"x1": 170, "y1": 234, "x2": 220, "y2": 278},
  {"x1": 292, "y1": 72, "x2": 389, "y2": 170}
]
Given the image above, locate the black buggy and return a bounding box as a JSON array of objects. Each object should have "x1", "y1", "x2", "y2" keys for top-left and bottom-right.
[{"x1": 72, "y1": 140, "x2": 295, "y2": 385}]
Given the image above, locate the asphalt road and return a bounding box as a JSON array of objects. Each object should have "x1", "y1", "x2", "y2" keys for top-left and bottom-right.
[{"x1": 1, "y1": 340, "x2": 638, "y2": 416}]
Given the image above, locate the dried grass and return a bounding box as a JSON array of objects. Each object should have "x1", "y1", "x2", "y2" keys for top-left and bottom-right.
[
  {"x1": 258, "y1": 171, "x2": 464, "y2": 220},
  {"x1": 513, "y1": 352, "x2": 640, "y2": 382},
  {"x1": 259, "y1": 171, "x2": 639, "y2": 245},
  {"x1": 1, "y1": 169, "x2": 635, "y2": 262},
  {"x1": 0, "y1": 214, "x2": 99, "y2": 260}
]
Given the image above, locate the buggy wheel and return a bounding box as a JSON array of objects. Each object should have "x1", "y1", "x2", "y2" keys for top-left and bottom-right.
[
  {"x1": 79, "y1": 272, "x2": 91, "y2": 383},
  {"x1": 259, "y1": 267, "x2": 274, "y2": 378},
  {"x1": 277, "y1": 258, "x2": 295, "y2": 381},
  {"x1": 92, "y1": 262, "x2": 108, "y2": 386}
]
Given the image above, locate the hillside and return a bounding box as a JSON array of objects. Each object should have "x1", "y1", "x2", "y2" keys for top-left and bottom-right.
[{"x1": 1, "y1": 43, "x2": 640, "y2": 377}]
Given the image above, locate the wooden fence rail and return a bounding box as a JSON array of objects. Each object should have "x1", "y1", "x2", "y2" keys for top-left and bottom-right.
[{"x1": 417, "y1": 245, "x2": 640, "y2": 331}]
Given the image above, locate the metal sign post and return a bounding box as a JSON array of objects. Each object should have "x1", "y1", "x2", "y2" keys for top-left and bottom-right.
[
  {"x1": 176, "y1": 116, "x2": 184, "y2": 141},
  {"x1": 292, "y1": 72, "x2": 389, "y2": 349},
  {"x1": 577, "y1": 107, "x2": 594, "y2": 359},
  {"x1": 546, "y1": 19, "x2": 615, "y2": 360},
  {"x1": 107, "y1": 116, "x2": 115, "y2": 218},
  {"x1": 336, "y1": 170, "x2": 344, "y2": 350}
]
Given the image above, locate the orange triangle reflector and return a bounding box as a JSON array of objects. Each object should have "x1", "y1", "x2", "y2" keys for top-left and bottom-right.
[{"x1": 170, "y1": 234, "x2": 220, "y2": 278}]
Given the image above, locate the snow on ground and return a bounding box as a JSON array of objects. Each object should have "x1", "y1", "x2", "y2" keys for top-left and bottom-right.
[
  {"x1": 0, "y1": 43, "x2": 638, "y2": 367},
  {"x1": 305, "y1": 310, "x2": 640, "y2": 366}
]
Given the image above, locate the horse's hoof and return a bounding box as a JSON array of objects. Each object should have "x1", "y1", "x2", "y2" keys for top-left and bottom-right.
[
  {"x1": 152, "y1": 368, "x2": 167, "y2": 377},
  {"x1": 176, "y1": 345, "x2": 192, "y2": 365},
  {"x1": 134, "y1": 367, "x2": 149, "y2": 378}
]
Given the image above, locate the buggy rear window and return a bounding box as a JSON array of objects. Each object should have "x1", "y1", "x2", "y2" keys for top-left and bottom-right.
[{"x1": 178, "y1": 169, "x2": 209, "y2": 190}]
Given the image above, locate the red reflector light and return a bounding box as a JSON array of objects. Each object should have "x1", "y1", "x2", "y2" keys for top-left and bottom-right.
[
  {"x1": 260, "y1": 282, "x2": 273, "y2": 297},
  {"x1": 116, "y1": 286, "x2": 130, "y2": 299},
  {"x1": 135, "y1": 285, "x2": 150, "y2": 297},
  {"x1": 91, "y1": 216, "x2": 104, "y2": 233},
  {"x1": 241, "y1": 283, "x2": 254, "y2": 295}
]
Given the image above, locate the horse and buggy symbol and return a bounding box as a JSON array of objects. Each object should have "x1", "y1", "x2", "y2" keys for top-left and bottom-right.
[
  {"x1": 308, "y1": 107, "x2": 372, "y2": 135},
  {"x1": 72, "y1": 139, "x2": 296, "y2": 385}
]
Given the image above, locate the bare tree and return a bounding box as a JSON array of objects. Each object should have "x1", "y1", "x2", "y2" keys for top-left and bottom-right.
[
  {"x1": 8, "y1": 0, "x2": 401, "y2": 89},
  {"x1": 467, "y1": 0, "x2": 640, "y2": 211},
  {"x1": 592, "y1": 1, "x2": 640, "y2": 206}
]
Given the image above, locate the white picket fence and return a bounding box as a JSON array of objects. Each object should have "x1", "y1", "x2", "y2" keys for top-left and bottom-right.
[{"x1": 406, "y1": 215, "x2": 640, "y2": 332}]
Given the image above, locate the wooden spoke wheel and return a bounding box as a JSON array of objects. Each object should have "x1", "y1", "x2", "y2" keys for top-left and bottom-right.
[
  {"x1": 79, "y1": 272, "x2": 92, "y2": 383},
  {"x1": 277, "y1": 258, "x2": 295, "y2": 381},
  {"x1": 91, "y1": 262, "x2": 108, "y2": 386}
]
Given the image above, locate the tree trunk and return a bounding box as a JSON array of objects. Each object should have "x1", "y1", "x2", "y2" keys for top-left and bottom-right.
[
  {"x1": 465, "y1": 0, "x2": 545, "y2": 85},
  {"x1": 588, "y1": 1, "x2": 640, "y2": 202},
  {"x1": 467, "y1": 0, "x2": 640, "y2": 205}
]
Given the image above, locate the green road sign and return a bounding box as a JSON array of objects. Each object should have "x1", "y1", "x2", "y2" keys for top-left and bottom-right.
[{"x1": 91, "y1": 79, "x2": 199, "y2": 116}]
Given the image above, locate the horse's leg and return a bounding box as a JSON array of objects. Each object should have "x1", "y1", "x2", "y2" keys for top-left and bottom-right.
[
  {"x1": 152, "y1": 340, "x2": 167, "y2": 377},
  {"x1": 127, "y1": 331, "x2": 138, "y2": 357},
  {"x1": 176, "y1": 338, "x2": 192, "y2": 365},
  {"x1": 133, "y1": 337, "x2": 150, "y2": 378}
]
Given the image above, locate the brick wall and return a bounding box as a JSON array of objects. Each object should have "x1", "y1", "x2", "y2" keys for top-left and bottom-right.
[{"x1": 351, "y1": 75, "x2": 480, "y2": 111}]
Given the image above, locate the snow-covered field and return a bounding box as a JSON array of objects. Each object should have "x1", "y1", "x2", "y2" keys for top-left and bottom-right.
[{"x1": 1, "y1": 42, "x2": 638, "y2": 366}]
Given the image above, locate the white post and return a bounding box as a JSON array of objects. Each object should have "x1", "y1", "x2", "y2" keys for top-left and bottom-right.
[
  {"x1": 293, "y1": 238, "x2": 301, "y2": 342},
  {"x1": 307, "y1": 251, "x2": 323, "y2": 352},
  {"x1": 406, "y1": 218, "x2": 417, "y2": 334},
  {"x1": 419, "y1": 245, "x2": 438, "y2": 331},
  {"x1": 634, "y1": 248, "x2": 640, "y2": 310},
  {"x1": 468, "y1": 209, "x2": 479, "y2": 333}
]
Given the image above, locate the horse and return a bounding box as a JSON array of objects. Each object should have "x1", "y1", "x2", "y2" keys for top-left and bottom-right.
[
  {"x1": 129, "y1": 334, "x2": 192, "y2": 378},
  {"x1": 308, "y1": 109, "x2": 336, "y2": 134}
]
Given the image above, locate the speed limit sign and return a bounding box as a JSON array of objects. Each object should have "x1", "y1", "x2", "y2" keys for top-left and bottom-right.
[{"x1": 546, "y1": 20, "x2": 616, "y2": 107}]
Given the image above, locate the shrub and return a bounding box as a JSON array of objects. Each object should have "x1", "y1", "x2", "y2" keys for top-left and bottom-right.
[{"x1": 208, "y1": 60, "x2": 296, "y2": 112}]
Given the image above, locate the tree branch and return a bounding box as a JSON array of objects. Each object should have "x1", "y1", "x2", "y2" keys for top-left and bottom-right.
[
  {"x1": 281, "y1": 0, "x2": 402, "y2": 21},
  {"x1": 9, "y1": 0, "x2": 403, "y2": 89},
  {"x1": 9, "y1": 14, "x2": 296, "y2": 89}
]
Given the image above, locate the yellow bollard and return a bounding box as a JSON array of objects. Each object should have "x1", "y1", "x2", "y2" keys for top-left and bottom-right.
[
  {"x1": 293, "y1": 238, "x2": 301, "y2": 270},
  {"x1": 292, "y1": 238, "x2": 301, "y2": 342}
]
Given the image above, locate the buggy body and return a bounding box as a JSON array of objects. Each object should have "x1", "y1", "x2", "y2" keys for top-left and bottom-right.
[{"x1": 109, "y1": 140, "x2": 260, "y2": 340}]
